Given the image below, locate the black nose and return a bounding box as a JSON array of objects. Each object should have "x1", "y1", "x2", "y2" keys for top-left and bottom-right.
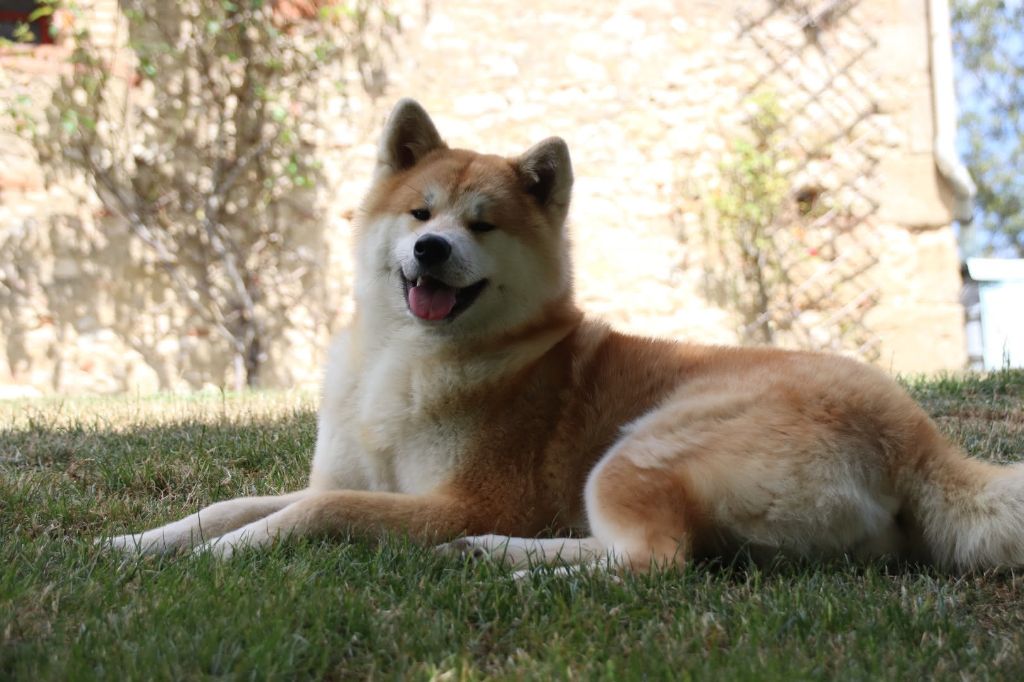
[{"x1": 413, "y1": 234, "x2": 452, "y2": 267}]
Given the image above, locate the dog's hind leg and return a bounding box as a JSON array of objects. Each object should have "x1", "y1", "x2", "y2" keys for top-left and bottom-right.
[
  {"x1": 582, "y1": 436, "x2": 701, "y2": 573},
  {"x1": 100, "y1": 490, "x2": 311, "y2": 555}
]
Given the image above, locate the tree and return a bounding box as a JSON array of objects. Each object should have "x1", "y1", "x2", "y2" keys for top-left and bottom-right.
[
  {"x1": 16, "y1": 0, "x2": 397, "y2": 388},
  {"x1": 952, "y1": 0, "x2": 1024, "y2": 257}
]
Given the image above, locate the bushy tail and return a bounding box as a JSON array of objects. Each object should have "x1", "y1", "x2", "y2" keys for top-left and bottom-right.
[{"x1": 907, "y1": 447, "x2": 1024, "y2": 571}]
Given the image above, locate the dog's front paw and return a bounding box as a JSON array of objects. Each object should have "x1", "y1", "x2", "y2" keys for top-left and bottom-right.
[
  {"x1": 96, "y1": 530, "x2": 190, "y2": 556},
  {"x1": 435, "y1": 534, "x2": 512, "y2": 563},
  {"x1": 193, "y1": 537, "x2": 235, "y2": 560},
  {"x1": 435, "y1": 537, "x2": 489, "y2": 561},
  {"x1": 192, "y1": 531, "x2": 248, "y2": 559},
  {"x1": 96, "y1": 533, "x2": 147, "y2": 554},
  {"x1": 192, "y1": 527, "x2": 264, "y2": 560}
]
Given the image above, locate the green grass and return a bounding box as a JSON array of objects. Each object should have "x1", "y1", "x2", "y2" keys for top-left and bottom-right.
[{"x1": 2, "y1": 373, "x2": 1024, "y2": 680}]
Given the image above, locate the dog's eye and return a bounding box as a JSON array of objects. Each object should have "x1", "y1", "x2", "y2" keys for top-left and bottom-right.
[
  {"x1": 468, "y1": 221, "x2": 496, "y2": 233},
  {"x1": 410, "y1": 208, "x2": 431, "y2": 221}
]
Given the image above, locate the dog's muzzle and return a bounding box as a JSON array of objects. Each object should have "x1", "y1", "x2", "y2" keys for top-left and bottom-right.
[{"x1": 401, "y1": 234, "x2": 488, "y2": 322}]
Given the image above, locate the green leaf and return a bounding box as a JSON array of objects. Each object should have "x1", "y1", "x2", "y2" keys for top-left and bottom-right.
[
  {"x1": 28, "y1": 5, "x2": 54, "y2": 22},
  {"x1": 12, "y1": 23, "x2": 33, "y2": 43}
]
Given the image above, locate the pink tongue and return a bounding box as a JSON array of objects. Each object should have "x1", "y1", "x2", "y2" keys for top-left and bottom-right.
[{"x1": 409, "y1": 283, "x2": 457, "y2": 321}]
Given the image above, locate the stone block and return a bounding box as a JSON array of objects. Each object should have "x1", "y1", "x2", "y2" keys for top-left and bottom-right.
[
  {"x1": 907, "y1": 87, "x2": 936, "y2": 154},
  {"x1": 865, "y1": 304, "x2": 967, "y2": 374},
  {"x1": 877, "y1": 154, "x2": 955, "y2": 228}
]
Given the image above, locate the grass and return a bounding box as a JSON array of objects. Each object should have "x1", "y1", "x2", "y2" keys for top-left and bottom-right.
[{"x1": 2, "y1": 372, "x2": 1024, "y2": 680}]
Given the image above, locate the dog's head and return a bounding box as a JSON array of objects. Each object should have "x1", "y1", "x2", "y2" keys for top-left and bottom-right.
[{"x1": 355, "y1": 99, "x2": 574, "y2": 339}]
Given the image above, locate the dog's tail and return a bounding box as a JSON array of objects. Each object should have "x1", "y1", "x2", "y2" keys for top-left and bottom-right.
[{"x1": 901, "y1": 423, "x2": 1024, "y2": 571}]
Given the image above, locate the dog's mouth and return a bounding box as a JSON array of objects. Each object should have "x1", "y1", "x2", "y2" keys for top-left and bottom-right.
[{"x1": 401, "y1": 274, "x2": 489, "y2": 322}]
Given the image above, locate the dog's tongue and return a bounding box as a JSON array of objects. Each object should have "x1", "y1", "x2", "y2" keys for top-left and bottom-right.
[{"x1": 409, "y1": 281, "x2": 457, "y2": 321}]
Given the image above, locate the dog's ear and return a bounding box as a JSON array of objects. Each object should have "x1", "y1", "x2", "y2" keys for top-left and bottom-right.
[
  {"x1": 515, "y1": 137, "x2": 573, "y2": 222},
  {"x1": 376, "y1": 99, "x2": 446, "y2": 178}
]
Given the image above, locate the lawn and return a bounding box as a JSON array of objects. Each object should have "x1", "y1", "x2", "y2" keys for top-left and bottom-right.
[{"x1": 2, "y1": 372, "x2": 1024, "y2": 680}]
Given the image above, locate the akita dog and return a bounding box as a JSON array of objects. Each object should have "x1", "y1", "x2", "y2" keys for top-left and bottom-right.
[{"x1": 105, "y1": 99, "x2": 1024, "y2": 573}]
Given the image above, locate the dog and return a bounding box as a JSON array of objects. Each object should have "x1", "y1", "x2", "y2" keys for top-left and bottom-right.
[{"x1": 104, "y1": 98, "x2": 1024, "y2": 573}]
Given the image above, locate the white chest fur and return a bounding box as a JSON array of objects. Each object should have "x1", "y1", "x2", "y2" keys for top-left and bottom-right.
[
  {"x1": 311, "y1": 332, "x2": 475, "y2": 495},
  {"x1": 359, "y1": 345, "x2": 472, "y2": 493}
]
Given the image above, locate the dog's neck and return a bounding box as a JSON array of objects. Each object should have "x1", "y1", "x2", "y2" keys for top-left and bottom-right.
[{"x1": 350, "y1": 292, "x2": 583, "y2": 389}]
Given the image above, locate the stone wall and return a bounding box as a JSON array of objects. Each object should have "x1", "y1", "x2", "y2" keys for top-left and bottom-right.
[{"x1": 0, "y1": 0, "x2": 968, "y2": 396}]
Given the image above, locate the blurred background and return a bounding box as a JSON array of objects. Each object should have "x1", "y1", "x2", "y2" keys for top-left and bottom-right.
[{"x1": 0, "y1": 0, "x2": 1020, "y2": 397}]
